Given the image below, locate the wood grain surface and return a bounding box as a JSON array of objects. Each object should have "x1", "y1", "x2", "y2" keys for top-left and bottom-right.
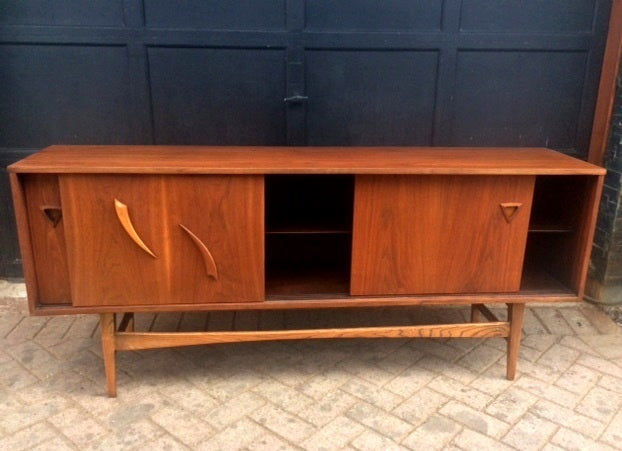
[
  {"x1": 22, "y1": 174, "x2": 71, "y2": 305},
  {"x1": 526, "y1": 175, "x2": 605, "y2": 299},
  {"x1": 506, "y1": 303, "x2": 526, "y2": 380},
  {"x1": 561, "y1": 176, "x2": 605, "y2": 299},
  {"x1": 10, "y1": 146, "x2": 603, "y2": 315},
  {"x1": 60, "y1": 174, "x2": 264, "y2": 306},
  {"x1": 351, "y1": 175, "x2": 535, "y2": 295},
  {"x1": 114, "y1": 322, "x2": 511, "y2": 351},
  {"x1": 8, "y1": 146, "x2": 606, "y2": 175},
  {"x1": 10, "y1": 173, "x2": 39, "y2": 311},
  {"x1": 100, "y1": 313, "x2": 117, "y2": 397}
]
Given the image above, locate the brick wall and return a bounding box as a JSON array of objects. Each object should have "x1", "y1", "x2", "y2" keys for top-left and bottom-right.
[{"x1": 590, "y1": 63, "x2": 622, "y2": 303}]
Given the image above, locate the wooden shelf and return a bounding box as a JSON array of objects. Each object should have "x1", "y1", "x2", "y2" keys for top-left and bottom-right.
[
  {"x1": 263, "y1": 260, "x2": 574, "y2": 301},
  {"x1": 528, "y1": 225, "x2": 575, "y2": 233},
  {"x1": 266, "y1": 228, "x2": 351, "y2": 235},
  {"x1": 266, "y1": 268, "x2": 350, "y2": 297},
  {"x1": 9, "y1": 146, "x2": 607, "y2": 175},
  {"x1": 519, "y1": 265, "x2": 574, "y2": 295}
]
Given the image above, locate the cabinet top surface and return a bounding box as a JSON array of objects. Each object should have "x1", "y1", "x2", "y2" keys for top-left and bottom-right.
[{"x1": 8, "y1": 145, "x2": 606, "y2": 175}]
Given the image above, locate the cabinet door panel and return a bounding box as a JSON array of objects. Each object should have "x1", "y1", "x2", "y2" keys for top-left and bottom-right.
[
  {"x1": 164, "y1": 175, "x2": 264, "y2": 303},
  {"x1": 351, "y1": 175, "x2": 534, "y2": 295},
  {"x1": 22, "y1": 174, "x2": 71, "y2": 304},
  {"x1": 60, "y1": 174, "x2": 263, "y2": 306}
]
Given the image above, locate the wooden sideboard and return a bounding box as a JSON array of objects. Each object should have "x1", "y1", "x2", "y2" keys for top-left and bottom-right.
[{"x1": 9, "y1": 146, "x2": 605, "y2": 396}]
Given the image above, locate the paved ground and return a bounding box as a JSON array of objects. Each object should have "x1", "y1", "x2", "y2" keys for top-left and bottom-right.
[{"x1": 1, "y1": 280, "x2": 622, "y2": 451}]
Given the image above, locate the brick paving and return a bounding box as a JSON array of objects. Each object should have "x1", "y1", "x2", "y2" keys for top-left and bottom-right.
[{"x1": 1, "y1": 281, "x2": 621, "y2": 450}]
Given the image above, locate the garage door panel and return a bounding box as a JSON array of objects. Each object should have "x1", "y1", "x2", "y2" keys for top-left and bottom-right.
[
  {"x1": 450, "y1": 51, "x2": 587, "y2": 149},
  {"x1": 0, "y1": 0, "x2": 123, "y2": 26},
  {"x1": 305, "y1": 50, "x2": 438, "y2": 146},
  {"x1": 0, "y1": 44, "x2": 133, "y2": 147},
  {"x1": 460, "y1": 0, "x2": 596, "y2": 33},
  {"x1": 148, "y1": 47, "x2": 286, "y2": 145},
  {"x1": 144, "y1": 0, "x2": 286, "y2": 30},
  {"x1": 305, "y1": 0, "x2": 442, "y2": 31}
]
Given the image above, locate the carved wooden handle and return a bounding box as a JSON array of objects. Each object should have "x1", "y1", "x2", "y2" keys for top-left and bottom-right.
[
  {"x1": 40, "y1": 205, "x2": 62, "y2": 227},
  {"x1": 179, "y1": 224, "x2": 218, "y2": 280},
  {"x1": 500, "y1": 202, "x2": 522, "y2": 224},
  {"x1": 114, "y1": 199, "x2": 157, "y2": 258}
]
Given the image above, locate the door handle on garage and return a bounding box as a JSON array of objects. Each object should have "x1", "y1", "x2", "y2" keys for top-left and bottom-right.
[{"x1": 283, "y1": 95, "x2": 309, "y2": 103}]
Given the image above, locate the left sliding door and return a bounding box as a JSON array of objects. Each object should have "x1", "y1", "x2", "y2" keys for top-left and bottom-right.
[{"x1": 60, "y1": 174, "x2": 264, "y2": 306}]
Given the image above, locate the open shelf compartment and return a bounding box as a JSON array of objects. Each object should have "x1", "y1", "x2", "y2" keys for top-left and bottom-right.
[
  {"x1": 523, "y1": 174, "x2": 600, "y2": 296},
  {"x1": 265, "y1": 175, "x2": 354, "y2": 296}
]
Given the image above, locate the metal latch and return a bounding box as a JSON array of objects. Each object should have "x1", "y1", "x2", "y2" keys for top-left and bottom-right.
[{"x1": 283, "y1": 95, "x2": 309, "y2": 103}]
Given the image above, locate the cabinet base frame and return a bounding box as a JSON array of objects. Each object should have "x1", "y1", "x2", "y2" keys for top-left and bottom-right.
[{"x1": 99, "y1": 303, "x2": 525, "y2": 397}]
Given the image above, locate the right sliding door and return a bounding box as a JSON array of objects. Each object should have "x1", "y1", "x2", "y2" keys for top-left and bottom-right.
[{"x1": 351, "y1": 175, "x2": 535, "y2": 295}]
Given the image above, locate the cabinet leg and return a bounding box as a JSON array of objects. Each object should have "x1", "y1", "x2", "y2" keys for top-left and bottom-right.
[
  {"x1": 118, "y1": 312, "x2": 135, "y2": 332},
  {"x1": 470, "y1": 304, "x2": 481, "y2": 322},
  {"x1": 100, "y1": 313, "x2": 117, "y2": 397},
  {"x1": 506, "y1": 303, "x2": 525, "y2": 380}
]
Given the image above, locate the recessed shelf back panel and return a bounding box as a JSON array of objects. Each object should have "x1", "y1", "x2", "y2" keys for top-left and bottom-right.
[{"x1": 265, "y1": 174, "x2": 353, "y2": 233}]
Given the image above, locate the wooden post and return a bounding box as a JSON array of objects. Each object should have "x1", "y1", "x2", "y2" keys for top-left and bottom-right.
[
  {"x1": 100, "y1": 313, "x2": 117, "y2": 397},
  {"x1": 118, "y1": 312, "x2": 135, "y2": 332},
  {"x1": 471, "y1": 304, "x2": 481, "y2": 322},
  {"x1": 506, "y1": 303, "x2": 525, "y2": 380}
]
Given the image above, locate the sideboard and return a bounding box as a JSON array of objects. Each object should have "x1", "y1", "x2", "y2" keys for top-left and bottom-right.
[{"x1": 8, "y1": 146, "x2": 605, "y2": 396}]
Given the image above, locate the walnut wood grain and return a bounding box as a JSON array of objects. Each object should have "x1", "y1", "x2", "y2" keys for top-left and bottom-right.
[
  {"x1": 25, "y1": 257, "x2": 579, "y2": 316},
  {"x1": 114, "y1": 322, "x2": 511, "y2": 351},
  {"x1": 179, "y1": 223, "x2": 218, "y2": 280},
  {"x1": 9, "y1": 173, "x2": 39, "y2": 311},
  {"x1": 27, "y1": 264, "x2": 578, "y2": 315},
  {"x1": 60, "y1": 174, "x2": 264, "y2": 306},
  {"x1": 30, "y1": 292, "x2": 580, "y2": 316},
  {"x1": 529, "y1": 175, "x2": 606, "y2": 299},
  {"x1": 164, "y1": 175, "x2": 264, "y2": 303},
  {"x1": 506, "y1": 303, "x2": 526, "y2": 380},
  {"x1": 100, "y1": 313, "x2": 117, "y2": 397},
  {"x1": 351, "y1": 175, "x2": 535, "y2": 295},
  {"x1": 8, "y1": 146, "x2": 606, "y2": 175},
  {"x1": 21, "y1": 175, "x2": 71, "y2": 305},
  {"x1": 569, "y1": 176, "x2": 605, "y2": 299},
  {"x1": 114, "y1": 199, "x2": 157, "y2": 258}
]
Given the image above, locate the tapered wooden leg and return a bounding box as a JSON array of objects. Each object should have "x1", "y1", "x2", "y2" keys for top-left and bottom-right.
[
  {"x1": 471, "y1": 304, "x2": 481, "y2": 322},
  {"x1": 506, "y1": 303, "x2": 525, "y2": 380},
  {"x1": 100, "y1": 313, "x2": 117, "y2": 397},
  {"x1": 118, "y1": 312, "x2": 135, "y2": 332}
]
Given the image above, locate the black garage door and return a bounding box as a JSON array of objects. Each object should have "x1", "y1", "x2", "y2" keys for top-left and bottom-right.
[{"x1": 0, "y1": 0, "x2": 613, "y2": 276}]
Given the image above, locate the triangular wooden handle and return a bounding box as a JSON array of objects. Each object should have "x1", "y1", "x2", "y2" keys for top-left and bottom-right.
[
  {"x1": 40, "y1": 205, "x2": 62, "y2": 227},
  {"x1": 500, "y1": 203, "x2": 522, "y2": 223}
]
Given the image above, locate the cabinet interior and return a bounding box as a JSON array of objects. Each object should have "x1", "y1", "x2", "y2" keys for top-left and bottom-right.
[
  {"x1": 523, "y1": 175, "x2": 595, "y2": 295},
  {"x1": 265, "y1": 175, "x2": 354, "y2": 296},
  {"x1": 265, "y1": 174, "x2": 592, "y2": 299}
]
